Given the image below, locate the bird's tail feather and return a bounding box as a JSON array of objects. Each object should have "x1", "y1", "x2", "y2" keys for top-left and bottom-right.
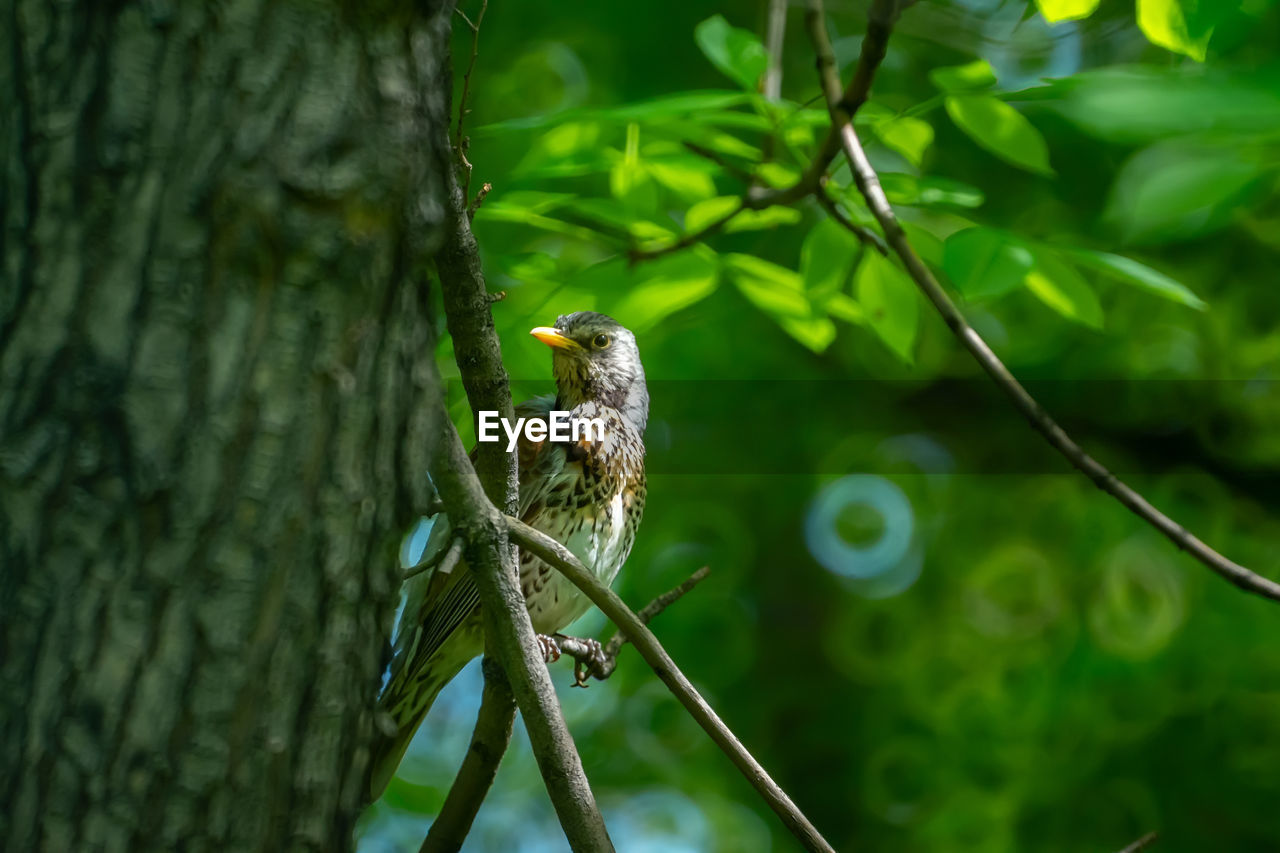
[{"x1": 368, "y1": 662, "x2": 455, "y2": 801}]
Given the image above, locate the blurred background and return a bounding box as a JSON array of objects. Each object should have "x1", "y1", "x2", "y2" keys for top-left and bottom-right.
[{"x1": 361, "y1": 0, "x2": 1280, "y2": 850}]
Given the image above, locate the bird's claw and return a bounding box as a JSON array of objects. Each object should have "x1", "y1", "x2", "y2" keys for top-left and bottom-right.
[
  {"x1": 536, "y1": 634, "x2": 561, "y2": 663},
  {"x1": 558, "y1": 635, "x2": 606, "y2": 688}
]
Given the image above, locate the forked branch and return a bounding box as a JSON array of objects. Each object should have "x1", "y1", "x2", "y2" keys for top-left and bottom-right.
[
  {"x1": 505, "y1": 516, "x2": 837, "y2": 853},
  {"x1": 803, "y1": 0, "x2": 1280, "y2": 603}
]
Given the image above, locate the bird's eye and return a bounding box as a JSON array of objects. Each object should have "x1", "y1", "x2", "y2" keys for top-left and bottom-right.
[{"x1": 592, "y1": 333, "x2": 611, "y2": 349}]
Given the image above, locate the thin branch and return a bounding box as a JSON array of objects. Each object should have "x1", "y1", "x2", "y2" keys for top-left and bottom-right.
[
  {"x1": 682, "y1": 141, "x2": 757, "y2": 184},
  {"x1": 420, "y1": 657, "x2": 517, "y2": 853},
  {"x1": 805, "y1": 0, "x2": 1280, "y2": 603},
  {"x1": 814, "y1": 183, "x2": 888, "y2": 255},
  {"x1": 454, "y1": 0, "x2": 487, "y2": 202},
  {"x1": 432, "y1": 14, "x2": 613, "y2": 843},
  {"x1": 431, "y1": 418, "x2": 614, "y2": 852},
  {"x1": 403, "y1": 536, "x2": 462, "y2": 582},
  {"x1": 629, "y1": 200, "x2": 745, "y2": 262},
  {"x1": 747, "y1": 0, "x2": 898, "y2": 210},
  {"x1": 630, "y1": 0, "x2": 896, "y2": 259},
  {"x1": 556, "y1": 567, "x2": 712, "y2": 685},
  {"x1": 764, "y1": 0, "x2": 787, "y2": 102},
  {"x1": 1117, "y1": 832, "x2": 1159, "y2": 853},
  {"x1": 505, "y1": 517, "x2": 837, "y2": 853},
  {"x1": 467, "y1": 181, "x2": 492, "y2": 220}
]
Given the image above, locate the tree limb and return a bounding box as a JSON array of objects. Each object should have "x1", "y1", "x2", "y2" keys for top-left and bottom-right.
[
  {"x1": 430, "y1": 417, "x2": 614, "y2": 852},
  {"x1": 504, "y1": 517, "x2": 837, "y2": 853},
  {"x1": 556, "y1": 566, "x2": 711, "y2": 685},
  {"x1": 629, "y1": 201, "x2": 745, "y2": 262},
  {"x1": 804, "y1": 0, "x2": 1280, "y2": 603},
  {"x1": 453, "y1": 0, "x2": 487, "y2": 202},
  {"x1": 432, "y1": 14, "x2": 613, "y2": 843},
  {"x1": 1117, "y1": 831, "x2": 1159, "y2": 853},
  {"x1": 815, "y1": 183, "x2": 888, "y2": 255},
  {"x1": 629, "y1": 0, "x2": 897, "y2": 261},
  {"x1": 419, "y1": 657, "x2": 517, "y2": 853}
]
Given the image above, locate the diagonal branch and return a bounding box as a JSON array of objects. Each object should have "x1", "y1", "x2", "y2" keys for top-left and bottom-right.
[
  {"x1": 630, "y1": 0, "x2": 897, "y2": 262},
  {"x1": 804, "y1": 0, "x2": 1280, "y2": 603},
  {"x1": 629, "y1": 201, "x2": 745, "y2": 262},
  {"x1": 556, "y1": 566, "x2": 711, "y2": 685},
  {"x1": 419, "y1": 657, "x2": 517, "y2": 853},
  {"x1": 431, "y1": 12, "x2": 614, "y2": 844},
  {"x1": 430, "y1": 414, "x2": 614, "y2": 852},
  {"x1": 1117, "y1": 831, "x2": 1159, "y2": 853},
  {"x1": 505, "y1": 516, "x2": 837, "y2": 853},
  {"x1": 453, "y1": 0, "x2": 487, "y2": 202}
]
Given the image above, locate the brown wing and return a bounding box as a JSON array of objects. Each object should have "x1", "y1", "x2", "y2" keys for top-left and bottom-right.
[{"x1": 387, "y1": 395, "x2": 566, "y2": 684}]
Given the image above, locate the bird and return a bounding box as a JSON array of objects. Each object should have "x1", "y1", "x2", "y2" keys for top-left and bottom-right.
[{"x1": 370, "y1": 311, "x2": 648, "y2": 798}]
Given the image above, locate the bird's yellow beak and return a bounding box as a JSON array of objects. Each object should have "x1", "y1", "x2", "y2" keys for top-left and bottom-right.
[{"x1": 530, "y1": 326, "x2": 582, "y2": 351}]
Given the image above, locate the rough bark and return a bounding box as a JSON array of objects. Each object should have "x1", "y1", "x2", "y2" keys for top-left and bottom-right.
[{"x1": 0, "y1": 1, "x2": 450, "y2": 850}]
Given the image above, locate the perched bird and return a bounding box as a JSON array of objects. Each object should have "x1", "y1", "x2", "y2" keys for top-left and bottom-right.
[{"x1": 371, "y1": 311, "x2": 648, "y2": 797}]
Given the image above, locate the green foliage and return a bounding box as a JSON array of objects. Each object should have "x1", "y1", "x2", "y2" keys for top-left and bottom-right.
[
  {"x1": 363, "y1": 1, "x2": 1280, "y2": 850},
  {"x1": 943, "y1": 94, "x2": 1054, "y2": 176},
  {"x1": 694, "y1": 15, "x2": 770, "y2": 90}
]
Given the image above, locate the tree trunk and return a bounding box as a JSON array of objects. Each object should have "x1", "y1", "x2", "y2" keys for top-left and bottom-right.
[{"x1": 1, "y1": 1, "x2": 449, "y2": 849}]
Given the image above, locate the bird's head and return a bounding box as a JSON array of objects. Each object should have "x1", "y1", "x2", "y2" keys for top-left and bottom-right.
[{"x1": 530, "y1": 311, "x2": 648, "y2": 433}]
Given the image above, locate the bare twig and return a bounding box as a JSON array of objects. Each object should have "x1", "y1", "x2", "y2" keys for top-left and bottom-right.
[
  {"x1": 805, "y1": 0, "x2": 1280, "y2": 603},
  {"x1": 430, "y1": 17, "x2": 614, "y2": 843},
  {"x1": 468, "y1": 181, "x2": 492, "y2": 219},
  {"x1": 555, "y1": 567, "x2": 712, "y2": 685},
  {"x1": 629, "y1": 201, "x2": 746, "y2": 262},
  {"x1": 505, "y1": 516, "x2": 836, "y2": 853},
  {"x1": 454, "y1": 0, "x2": 487, "y2": 202},
  {"x1": 764, "y1": 0, "x2": 788, "y2": 102},
  {"x1": 430, "y1": 419, "x2": 614, "y2": 852},
  {"x1": 746, "y1": 0, "x2": 898, "y2": 210},
  {"x1": 814, "y1": 183, "x2": 888, "y2": 255},
  {"x1": 682, "y1": 141, "x2": 756, "y2": 184},
  {"x1": 1117, "y1": 831, "x2": 1159, "y2": 853},
  {"x1": 420, "y1": 657, "x2": 517, "y2": 853},
  {"x1": 629, "y1": 0, "x2": 896, "y2": 259},
  {"x1": 403, "y1": 536, "x2": 462, "y2": 582}
]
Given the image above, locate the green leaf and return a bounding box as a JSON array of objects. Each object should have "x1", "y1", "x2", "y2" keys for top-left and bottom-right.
[
  {"x1": 599, "y1": 248, "x2": 721, "y2": 330},
  {"x1": 726, "y1": 253, "x2": 837, "y2": 351},
  {"x1": 1025, "y1": 250, "x2": 1104, "y2": 329},
  {"x1": 1068, "y1": 249, "x2": 1207, "y2": 310},
  {"x1": 801, "y1": 218, "x2": 863, "y2": 298},
  {"x1": 1104, "y1": 142, "x2": 1265, "y2": 244},
  {"x1": 478, "y1": 91, "x2": 753, "y2": 132},
  {"x1": 682, "y1": 197, "x2": 801, "y2": 239},
  {"x1": 901, "y1": 223, "x2": 945, "y2": 267},
  {"x1": 942, "y1": 228, "x2": 1034, "y2": 300},
  {"x1": 1044, "y1": 68, "x2": 1280, "y2": 145},
  {"x1": 684, "y1": 197, "x2": 741, "y2": 233},
  {"x1": 724, "y1": 254, "x2": 805, "y2": 312},
  {"x1": 869, "y1": 115, "x2": 935, "y2": 168},
  {"x1": 778, "y1": 316, "x2": 838, "y2": 352},
  {"x1": 929, "y1": 60, "x2": 997, "y2": 93},
  {"x1": 856, "y1": 252, "x2": 918, "y2": 363},
  {"x1": 1137, "y1": 0, "x2": 1212, "y2": 61},
  {"x1": 1034, "y1": 0, "x2": 1102, "y2": 23},
  {"x1": 694, "y1": 15, "x2": 770, "y2": 90},
  {"x1": 879, "y1": 174, "x2": 985, "y2": 209},
  {"x1": 646, "y1": 161, "x2": 717, "y2": 202},
  {"x1": 944, "y1": 95, "x2": 1053, "y2": 175},
  {"x1": 725, "y1": 207, "x2": 803, "y2": 233}
]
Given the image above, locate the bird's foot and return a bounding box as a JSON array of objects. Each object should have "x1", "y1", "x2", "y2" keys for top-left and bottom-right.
[
  {"x1": 535, "y1": 634, "x2": 562, "y2": 663},
  {"x1": 555, "y1": 634, "x2": 607, "y2": 688}
]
